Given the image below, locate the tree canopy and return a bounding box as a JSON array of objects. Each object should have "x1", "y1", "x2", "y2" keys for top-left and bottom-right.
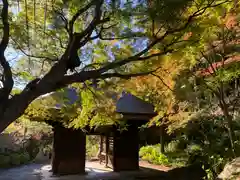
[{"x1": 0, "y1": 0, "x2": 236, "y2": 132}]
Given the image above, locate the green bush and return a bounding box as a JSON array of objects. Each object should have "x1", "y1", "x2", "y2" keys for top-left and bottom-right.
[
  {"x1": 0, "y1": 151, "x2": 31, "y2": 168},
  {"x1": 10, "y1": 153, "x2": 21, "y2": 165},
  {"x1": 25, "y1": 138, "x2": 40, "y2": 160},
  {"x1": 43, "y1": 144, "x2": 52, "y2": 154},
  {"x1": 177, "y1": 137, "x2": 188, "y2": 150},
  {"x1": 0, "y1": 155, "x2": 11, "y2": 168},
  {"x1": 19, "y1": 152, "x2": 30, "y2": 164},
  {"x1": 165, "y1": 140, "x2": 180, "y2": 153},
  {"x1": 186, "y1": 144, "x2": 203, "y2": 154},
  {"x1": 139, "y1": 145, "x2": 169, "y2": 165},
  {"x1": 141, "y1": 153, "x2": 151, "y2": 161},
  {"x1": 86, "y1": 144, "x2": 99, "y2": 159},
  {"x1": 139, "y1": 115, "x2": 240, "y2": 179},
  {"x1": 86, "y1": 136, "x2": 99, "y2": 160},
  {"x1": 139, "y1": 144, "x2": 160, "y2": 157},
  {"x1": 154, "y1": 153, "x2": 169, "y2": 165}
]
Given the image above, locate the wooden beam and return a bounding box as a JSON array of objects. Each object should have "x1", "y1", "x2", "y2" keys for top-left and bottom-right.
[{"x1": 105, "y1": 136, "x2": 109, "y2": 167}]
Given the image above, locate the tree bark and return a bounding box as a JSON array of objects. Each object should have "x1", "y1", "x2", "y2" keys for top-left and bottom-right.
[
  {"x1": 0, "y1": 91, "x2": 40, "y2": 133},
  {"x1": 220, "y1": 101, "x2": 236, "y2": 157}
]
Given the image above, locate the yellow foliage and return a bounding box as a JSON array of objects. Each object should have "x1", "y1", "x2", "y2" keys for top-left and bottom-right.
[{"x1": 110, "y1": 40, "x2": 118, "y2": 46}]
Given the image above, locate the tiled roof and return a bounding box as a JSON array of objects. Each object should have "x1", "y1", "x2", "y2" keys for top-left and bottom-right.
[
  {"x1": 116, "y1": 92, "x2": 155, "y2": 115},
  {"x1": 53, "y1": 88, "x2": 79, "y2": 108},
  {"x1": 43, "y1": 88, "x2": 155, "y2": 115}
]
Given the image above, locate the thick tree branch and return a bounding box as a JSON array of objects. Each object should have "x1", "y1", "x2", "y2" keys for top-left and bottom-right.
[
  {"x1": 0, "y1": 0, "x2": 9, "y2": 51},
  {"x1": 53, "y1": 68, "x2": 161, "y2": 90},
  {"x1": 61, "y1": 0, "x2": 105, "y2": 62},
  {"x1": 95, "y1": 4, "x2": 215, "y2": 75},
  {"x1": 0, "y1": 0, "x2": 13, "y2": 97},
  {"x1": 99, "y1": 35, "x2": 140, "y2": 40},
  {"x1": 68, "y1": 0, "x2": 96, "y2": 36},
  {"x1": 74, "y1": 0, "x2": 106, "y2": 48},
  {"x1": 45, "y1": 0, "x2": 226, "y2": 95},
  {"x1": 101, "y1": 1, "x2": 226, "y2": 75},
  {"x1": 97, "y1": 24, "x2": 145, "y2": 40},
  {"x1": 99, "y1": 71, "x2": 158, "y2": 80},
  {"x1": 81, "y1": 62, "x2": 105, "y2": 71},
  {"x1": 22, "y1": 0, "x2": 228, "y2": 95},
  {"x1": 138, "y1": 49, "x2": 174, "y2": 61},
  {"x1": 54, "y1": 9, "x2": 69, "y2": 34},
  {"x1": 96, "y1": 37, "x2": 167, "y2": 74}
]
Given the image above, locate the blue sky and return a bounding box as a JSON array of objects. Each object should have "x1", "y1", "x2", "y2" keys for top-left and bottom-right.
[
  {"x1": 5, "y1": 47, "x2": 25, "y2": 89},
  {"x1": 4, "y1": 0, "x2": 149, "y2": 90},
  {"x1": 6, "y1": 47, "x2": 22, "y2": 66}
]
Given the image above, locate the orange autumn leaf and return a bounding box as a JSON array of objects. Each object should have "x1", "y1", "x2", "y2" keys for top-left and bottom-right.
[
  {"x1": 224, "y1": 14, "x2": 237, "y2": 29},
  {"x1": 183, "y1": 32, "x2": 192, "y2": 40}
]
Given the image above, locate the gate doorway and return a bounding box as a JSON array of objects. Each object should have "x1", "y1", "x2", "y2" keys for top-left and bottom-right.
[{"x1": 85, "y1": 135, "x2": 113, "y2": 174}]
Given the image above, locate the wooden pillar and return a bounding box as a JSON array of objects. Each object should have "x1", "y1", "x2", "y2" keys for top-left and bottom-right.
[
  {"x1": 105, "y1": 136, "x2": 109, "y2": 167},
  {"x1": 113, "y1": 123, "x2": 139, "y2": 171},
  {"x1": 52, "y1": 125, "x2": 86, "y2": 175},
  {"x1": 100, "y1": 135, "x2": 103, "y2": 152},
  {"x1": 99, "y1": 135, "x2": 103, "y2": 164},
  {"x1": 160, "y1": 125, "x2": 165, "y2": 154}
]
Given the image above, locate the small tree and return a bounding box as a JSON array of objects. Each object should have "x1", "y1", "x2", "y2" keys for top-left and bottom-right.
[{"x1": 174, "y1": 18, "x2": 240, "y2": 156}]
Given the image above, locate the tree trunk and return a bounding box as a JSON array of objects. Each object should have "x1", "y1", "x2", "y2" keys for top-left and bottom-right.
[
  {"x1": 0, "y1": 91, "x2": 39, "y2": 133},
  {"x1": 220, "y1": 101, "x2": 236, "y2": 157},
  {"x1": 226, "y1": 116, "x2": 236, "y2": 157},
  {"x1": 0, "y1": 118, "x2": 13, "y2": 133}
]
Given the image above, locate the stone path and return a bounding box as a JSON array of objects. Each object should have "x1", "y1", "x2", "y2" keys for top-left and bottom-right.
[
  {"x1": 0, "y1": 161, "x2": 167, "y2": 180},
  {"x1": 0, "y1": 163, "x2": 44, "y2": 180}
]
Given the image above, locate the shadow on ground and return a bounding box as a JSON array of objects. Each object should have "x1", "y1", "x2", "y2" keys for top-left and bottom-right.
[{"x1": 0, "y1": 162, "x2": 206, "y2": 180}]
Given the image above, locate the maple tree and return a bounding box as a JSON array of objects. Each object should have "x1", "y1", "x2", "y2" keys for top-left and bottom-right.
[
  {"x1": 0, "y1": 0, "x2": 234, "y2": 132},
  {"x1": 172, "y1": 9, "x2": 240, "y2": 156}
]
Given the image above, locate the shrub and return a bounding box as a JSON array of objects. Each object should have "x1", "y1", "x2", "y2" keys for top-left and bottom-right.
[
  {"x1": 25, "y1": 138, "x2": 40, "y2": 160},
  {"x1": 165, "y1": 140, "x2": 180, "y2": 153},
  {"x1": 0, "y1": 151, "x2": 31, "y2": 168},
  {"x1": 154, "y1": 153, "x2": 169, "y2": 165},
  {"x1": 86, "y1": 144, "x2": 99, "y2": 159},
  {"x1": 10, "y1": 153, "x2": 21, "y2": 165},
  {"x1": 139, "y1": 145, "x2": 169, "y2": 165},
  {"x1": 142, "y1": 153, "x2": 152, "y2": 161},
  {"x1": 86, "y1": 136, "x2": 99, "y2": 160},
  {"x1": 0, "y1": 155, "x2": 11, "y2": 168},
  {"x1": 177, "y1": 137, "x2": 188, "y2": 150},
  {"x1": 139, "y1": 144, "x2": 160, "y2": 157},
  {"x1": 186, "y1": 144, "x2": 203, "y2": 154},
  {"x1": 19, "y1": 152, "x2": 30, "y2": 164}
]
